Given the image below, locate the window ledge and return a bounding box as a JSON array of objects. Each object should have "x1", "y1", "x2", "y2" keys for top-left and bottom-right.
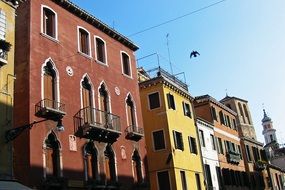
[
  {"x1": 122, "y1": 73, "x2": 133, "y2": 79},
  {"x1": 95, "y1": 59, "x2": 108, "y2": 67},
  {"x1": 78, "y1": 51, "x2": 92, "y2": 59},
  {"x1": 153, "y1": 148, "x2": 167, "y2": 152},
  {"x1": 40, "y1": 33, "x2": 59, "y2": 43}
]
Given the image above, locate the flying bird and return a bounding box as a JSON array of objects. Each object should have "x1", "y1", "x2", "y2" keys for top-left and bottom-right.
[{"x1": 190, "y1": 51, "x2": 200, "y2": 59}]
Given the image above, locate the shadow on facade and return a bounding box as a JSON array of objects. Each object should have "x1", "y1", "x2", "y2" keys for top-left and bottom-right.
[
  {"x1": 19, "y1": 165, "x2": 149, "y2": 190},
  {"x1": 0, "y1": 100, "x2": 13, "y2": 180}
]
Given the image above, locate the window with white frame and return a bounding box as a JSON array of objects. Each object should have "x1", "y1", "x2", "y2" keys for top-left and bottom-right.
[
  {"x1": 182, "y1": 101, "x2": 192, "y2": 118},
  {"x1": 78, "y1": 27, "x2": 90, "y2": 56},
  {"x1": 0, "y1": 10, "x2": 6, "y2": 40},
  {"x1": 42, "y1": 6, "x2": 57, "y2": 39},
  {"x1": 121, "y1": 52, "x2": 131, "y2": 76},
  {"x1": 95, "y1": 37, "x2": 106, "y2": 64}
]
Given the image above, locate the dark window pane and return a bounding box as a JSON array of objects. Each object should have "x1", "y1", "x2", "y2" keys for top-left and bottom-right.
[
  {"x1": 148, "y1": 92, "x2": 160, "y2": 109},
  {"x1": 173, "y1": 131, "x2": 184, "y2": 151},
  {"x1": 96, "y1": 38, "x2": 106, "y2": 63},
  {"x1": 153, "y1": 130, "x2": 165, "y2": 150},
  {"x1": 43, "y1": 8, "x2": 55, "y2": 37},
  {"x1": 157, "y1": 171, "x2": 171, "y2": 190},
  {"x1": 180, "y1": 171, "x2": 187, "y2": 190},
  {"x1": 167, "y1": 93, "x2": 175, "y2": 110},
  {"x1": 183, "y1": 102, "x2": 192, "y2": 118},
  {"x1": 122, "y1": 53, "x2": 130, "y2": 76},
  {"x1": 195, "y1": 173, "x2": 202, "y2": 190}
]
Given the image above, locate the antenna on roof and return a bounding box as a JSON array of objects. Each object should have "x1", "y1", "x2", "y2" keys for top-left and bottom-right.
[
  {"x1": 166, "y1": 33, "x2": 173, "y2": 75},
  {"x1": 225, "y1": 89, "x2": 228, "y2": 96}
]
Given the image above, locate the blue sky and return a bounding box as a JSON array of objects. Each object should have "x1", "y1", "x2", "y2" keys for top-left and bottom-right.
[{"x1": 71, "y1": 0, "x2": 285, "y2": 144}]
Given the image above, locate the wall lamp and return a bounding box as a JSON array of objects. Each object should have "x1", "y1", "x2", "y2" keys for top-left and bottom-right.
[{"x1": 5, "y1": 119, "x2": 64, "y2": 143}]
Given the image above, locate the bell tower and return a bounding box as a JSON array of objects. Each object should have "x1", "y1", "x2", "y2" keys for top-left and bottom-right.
[{"x1": 262, "y1": 109, "x2": 277, "y2": 145}]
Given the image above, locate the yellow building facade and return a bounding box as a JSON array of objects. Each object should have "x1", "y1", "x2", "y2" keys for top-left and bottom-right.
[
  {"x1": 139, "y1": 68, "x2": 205, "y2": 190},
  {"x1": 0, "y1": 0, "x2": 17, "y2": 180}
]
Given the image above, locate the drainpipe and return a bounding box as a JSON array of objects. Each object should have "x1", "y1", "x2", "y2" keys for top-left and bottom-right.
[{"x1": 191, "y1": 101, "x2": 207, "y2": 190}]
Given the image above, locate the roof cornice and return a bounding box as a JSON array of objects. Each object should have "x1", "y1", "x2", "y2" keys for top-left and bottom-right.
[
  {"x1": 139, "y1": 76, "x2": 193, "y2": 101},
  {"x1": 195, "y1": 95, "x2": 237, "y2": 116},
  {"x1": 52, "y1": 0, "x2": 139, "y2": 51}
]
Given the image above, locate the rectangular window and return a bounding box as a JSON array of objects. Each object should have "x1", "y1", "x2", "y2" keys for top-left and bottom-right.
[
  {"x1": 152, "y1": 130, "x2": 165, "y2": 151},
  {"x1": 189, "y1": 136, "x2": 197, "y2": 154},
  {"x1": 205, "y1": 164, "x2": 213, "y2": 188},
  {"x1": 238, "y1": 145, "x2": 243, "y2": 160},
  {"x1": 211, "y1": 106, "x2": 217, "y2": 121},
  {"x1": 157, "y1": 171, "x2": 171, "y2": 190},
  {"x1": 210, "y1": 134, "x2": 216, "y2": 150},
  {"x1": 148, "y1": 92, "x2": 160, "y2": 109},
  {"x1": 218, "y1": 138, "x2": 224, "y2": 154},
  {"x1": 167, "y1": 93, "x2": 175, "y2": 110},
  {"x1": 95, "y1": 37, "x2": 106, "y2": 63},
  {"x1": 173, "y1": 131, "x2": 184, "y2": 150},
  {"x1": 195, "y1": 173, "x2": 202, "y2": 190},
  {"x1": 199, "y1": 130, "x2": 205, "y2": 147},
  {"x1": 43, "y1": 7, "x2": 56, "y2": 38},
  {"x1": 0, "y1": 10, "x2": 6, "y2": 39},
  {"x1": 233, "y1": 118, "x2": 237, "y2": 130},
  {"x1": 219, "y1": 111, "x2": 225, "y2": 125},
  {"x1": 182, "y1": 102, "x2": 192, "y2": 118},
  {"x1": 245, "y1": 145, "x2": 252, "y2": 161},
  {"x1": 122, "y1": 52, "x2": 131, "y2": 76},
  {"x1": 216, "y1": 167, "x2": 223, "y2": 188},
  {"x1": 227, "y1": 115, "x2": 231, "y2": 128},
  {"x1": 180, "y1": 171, "x2": 187, "y2": 190},
  {"x1": 79, "y1": 28, "x2": 90, "y2": 55}
]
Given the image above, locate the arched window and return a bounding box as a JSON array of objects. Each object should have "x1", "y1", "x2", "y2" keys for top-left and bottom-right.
[
  {"x1": 99, "y1": 83, "x2": 110, "y2": 125},
  {"x1": 81, "y1": 76, "x2": 93, "y2": 123},
  {"x1": 95, "y1": 37, "x2": 107, "y2": 64},
  {"x1": 45, "y1": 132, "x2": 61, "y2": 177},
  {"x1": 132, "y1": 150, "x2": 143, "y2": 183},
  {"x1": 43, "y1": 61, "x2": 57, "y2": 108},
  {"x1": 42, "y1": 6, "x2": 57, "y2": 39},
  {"x1": 238, "y1": 103, "x2": 245, "y2": 123},
  {"x1": 78, "y1": 27, "x2": 90, "y2": 56},
  {"x1": 243, "y1": 104, "x2": 251, "y2": 124},
  {"x1": 85, "y1": 142, "x2": 99, "y2": 181},
  {"x1": 126, "y1": 95, "x2": 136, "y2": 129},
  {"x1": 104, "y1": 145, "x2": 116, "y2": 182}
]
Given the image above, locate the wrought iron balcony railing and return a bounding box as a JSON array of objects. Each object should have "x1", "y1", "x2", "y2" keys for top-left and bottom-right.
[
  {"x1": 125, "y1": 125, "x2": 144, "y2": 141},
  {"x1": 74, "y1": 107, "x2": 121, "y2": 142},
  {"x1": 35, "y1": 99, "x2": 66, "y2": 120},
  {"x1": 226, "y1": 150, "x2": 241, "y2": 164}
]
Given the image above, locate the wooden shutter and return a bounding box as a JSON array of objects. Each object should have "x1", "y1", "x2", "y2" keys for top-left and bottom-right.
[
  {"x1": 46, "y1": 149, "x2": 53, "y2": 176},
  {"x1": 82, "y1": 87, "x2": 91, "y2": 123},
  {"x1": 44, "y1": 73, "x2": 55, "y2": 107},
  {"x1": 127, "y1": 104, "x2": 134, "y2": 126},
  {"x1": 87, "y1": 155, "x2": 92, "y2": 179},
  {"x1": 173, "y1": 131, "x2": 178, "y2": 149},
  {"x1": 105, "y1": 157, "x2": 111, "y2": 181}
]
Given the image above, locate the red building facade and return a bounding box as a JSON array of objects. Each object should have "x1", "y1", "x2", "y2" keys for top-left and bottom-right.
[{"x1": 13, "y1": 0, "x2": 147, "y2": 189}]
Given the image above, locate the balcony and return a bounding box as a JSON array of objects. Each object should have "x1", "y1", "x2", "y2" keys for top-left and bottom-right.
[
  {"x1": 35, "y1": 99, "x2": 66, "y2": 121},
  {"x1": 42, "y1": 177, "x2": 67, "y2": 189},
  {"x1": 74, "y1": 107, "x2": 121, "y2": 143},
  {"x1": 0, "y1": 50, "x2": 8, "y2": 66},
  {"x1": 254, "y1": 160, "x2": 266, "y2": 171},
  {"x1": 226, "y1": 151, "x2": 241, "y2": 164},
  {"x1": 125, "y1": 125, "x2": 144, "y2": 141}
]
